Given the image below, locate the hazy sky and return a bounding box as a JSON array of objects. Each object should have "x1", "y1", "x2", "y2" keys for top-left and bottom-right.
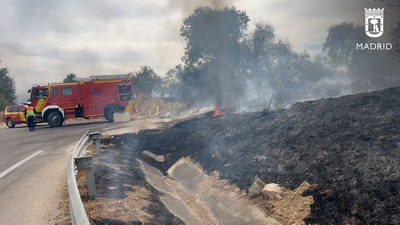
[{"x1": 0, "y1": 0, "x2": 394, "y2": 102}]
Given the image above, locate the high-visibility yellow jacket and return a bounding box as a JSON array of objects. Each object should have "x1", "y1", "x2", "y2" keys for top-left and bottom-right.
[{"x1": 25, "y1": 106, "x2": 37, "y2": 117}]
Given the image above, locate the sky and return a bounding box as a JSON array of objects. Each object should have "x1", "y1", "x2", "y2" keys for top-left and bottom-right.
[{"x1": 0, "y1": 0, "x2": 396, "y2": 102}]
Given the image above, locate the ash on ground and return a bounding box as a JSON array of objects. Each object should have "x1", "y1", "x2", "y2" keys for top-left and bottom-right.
[{"x1": 113, "y1": 87, "x2": 400, "y2": 224}]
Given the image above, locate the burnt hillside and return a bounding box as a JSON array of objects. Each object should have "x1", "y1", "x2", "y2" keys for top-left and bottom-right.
[{"x1": 118, "y1": 87, "x2": 400, "y2": 224}]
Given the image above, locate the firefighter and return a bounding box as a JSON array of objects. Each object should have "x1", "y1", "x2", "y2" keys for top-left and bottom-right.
[{"x1": 24, "y1": 102, "x2": 37, "y2": 131}]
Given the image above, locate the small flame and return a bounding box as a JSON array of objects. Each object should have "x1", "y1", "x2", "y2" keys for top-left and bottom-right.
[{"x1": 212, "y1": 109, "x2": 224, "y2": 117}]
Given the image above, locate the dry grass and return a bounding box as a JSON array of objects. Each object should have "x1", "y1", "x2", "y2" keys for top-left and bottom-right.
[
  {"x1": 63, "y1": 94, "x2": 187, "y2": 123},
  {"x1": 53, "y1": 145, "x2": 96, "y2": 225},
  {"x1": 134, "y1": 94, "x2": 187, "y2": 118},
  {"x1": 53, "y1": 184, "x2": 72, "y2": 225},
  {"x1": 0, "y1": 112, "x2": 3, "y2": 124},
  {"x1": 77, "y1": 169, "x2": 154, "y2": 224},
  {"x1": 252, "y1": 182, "x2": 316, "y2": 225}
]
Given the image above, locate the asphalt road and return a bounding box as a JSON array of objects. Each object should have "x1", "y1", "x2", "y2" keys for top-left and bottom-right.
[{"x1": 0, "y1": 120, "x2": 133, "y2": 224}]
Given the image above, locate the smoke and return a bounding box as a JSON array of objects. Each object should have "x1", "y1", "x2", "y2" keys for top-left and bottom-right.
[{"x1": 164, "y1": 0, "x2": 400, "y2": 113}]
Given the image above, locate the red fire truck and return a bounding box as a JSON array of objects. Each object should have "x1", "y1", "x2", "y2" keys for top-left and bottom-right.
[{"x1": 27, "y1": 74, "x2": 135, "y2": 127}]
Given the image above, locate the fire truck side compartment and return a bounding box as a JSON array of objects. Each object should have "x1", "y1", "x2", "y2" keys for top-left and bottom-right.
[{"x1": 79, "y1": 80, "x2": 127, "y2": 118}]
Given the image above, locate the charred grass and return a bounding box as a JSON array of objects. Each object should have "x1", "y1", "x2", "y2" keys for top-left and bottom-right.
[{"x1": 111, "y1": 87, "x2": 400, "y2": 224}]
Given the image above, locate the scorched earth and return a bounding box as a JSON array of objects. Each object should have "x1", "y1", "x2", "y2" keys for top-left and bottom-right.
[{"x1": 85, "y1": 87, "x2": 400, "y2": 224}]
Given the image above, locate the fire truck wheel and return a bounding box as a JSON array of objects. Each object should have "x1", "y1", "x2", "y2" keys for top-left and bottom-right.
[
  {"x1": 47, "y1": 111, "x2": 64, "y2": 127},
  {"x1": 6, "y1": 119, "x2": 15, "y2": 128},
  {"x1": 105, "y1": 109, "x2": 114, "y2": 122}
]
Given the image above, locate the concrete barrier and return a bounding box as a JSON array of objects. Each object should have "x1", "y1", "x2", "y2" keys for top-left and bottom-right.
[{"x1": 114, "y1": 112, "x2": 130, "y2": 123}]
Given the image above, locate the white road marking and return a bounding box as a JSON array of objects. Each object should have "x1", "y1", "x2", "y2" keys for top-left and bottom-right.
[{"x1": 0, "y1": 150, "x2": 44, "y2": 178}]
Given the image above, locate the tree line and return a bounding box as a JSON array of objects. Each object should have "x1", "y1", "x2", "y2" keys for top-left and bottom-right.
[
  {"x1": 3, "y1": 4, "x2": 400, "y2": 110},
  {"x1": 114, "y1": 5, "x2": 400, "y2": 108},
  {"x1": 0, "y1": 61, "x2": 17, "y2": 110}
]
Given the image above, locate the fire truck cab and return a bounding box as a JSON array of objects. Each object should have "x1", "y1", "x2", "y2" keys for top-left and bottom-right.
[{"x1": 27, "y1": 74, "x2": 135, "y2": 127}]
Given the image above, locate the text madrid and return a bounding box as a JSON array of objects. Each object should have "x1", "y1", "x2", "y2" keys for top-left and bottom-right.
[{"x1": 356, "y1": 43, "x2": 392, "y2": 50}]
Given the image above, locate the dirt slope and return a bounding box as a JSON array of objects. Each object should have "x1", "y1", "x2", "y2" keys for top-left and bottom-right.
[{"x1": 116, "y1": 87, "x2": 400, "y2": 224}]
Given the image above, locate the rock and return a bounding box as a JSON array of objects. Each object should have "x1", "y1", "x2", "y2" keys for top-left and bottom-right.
[
  {"x1": 351, "y1": 204, "x2": 360, "y2": 216},
  {"x1": 163, "y1": 112, "x2": 170, "y2": 118},
  {"x1": 320, "y1": 189, "x2": 335, "y2": 197},
  {"x1": 142, "y1": 150, "x2": 166, "y2": 163},
  {"x1": 262, "y1": 183, "x2": 283, "y2": 200},
  {"x1": 320, "y1": 189, "x2": 335, "y2": 200},
  {"x1": 248, "y1": 177, "x2": 266, "y2": 197}
]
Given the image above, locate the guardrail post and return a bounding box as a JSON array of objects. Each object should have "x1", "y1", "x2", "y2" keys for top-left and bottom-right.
[
  {"x1": 74, "y1": 155, "x2": 96, "y2": 197},
  {"x1": 86, "y1": 169, "x2": 96, "y2": 197},
  {"x1": 89, "y1": 132, "x2": 102, "y2": 155}
]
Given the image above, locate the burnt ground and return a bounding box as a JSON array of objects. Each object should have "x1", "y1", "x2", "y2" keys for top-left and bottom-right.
[{"x1": 108, "y1": 87, "x2": 400, "y2": 224}]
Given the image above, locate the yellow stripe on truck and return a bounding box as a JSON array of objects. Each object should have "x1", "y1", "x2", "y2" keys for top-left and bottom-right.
[
  {"x1": 36, "y1": 87, "x2": 51, "y2": 112},
  {"x1": 19, "y1": 112, "x2": 26, "y2": 122},
  {"x1": 35, "y1": 98, "x2": 49, "y2": 113},
  {"x1": 125, "y1": 101, "x2": 134, "y2": 112},
  {"x1": 35, "y1": 99, "x2": 45, "y2": 112}
]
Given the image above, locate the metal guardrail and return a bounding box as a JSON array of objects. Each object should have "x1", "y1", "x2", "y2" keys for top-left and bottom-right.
[{"x1": 67, "y1": 130, "x2": 93, "y2": 225}]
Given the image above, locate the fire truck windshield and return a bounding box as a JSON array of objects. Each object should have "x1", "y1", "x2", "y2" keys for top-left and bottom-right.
[{"x1": 33, "y1": 88, "x2": 49, "y2": 100}]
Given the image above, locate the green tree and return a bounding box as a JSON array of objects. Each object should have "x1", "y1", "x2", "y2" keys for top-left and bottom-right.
[
  {"x1": 180, "y1": 6, "x2": 249, "y2": 66},
  {"x1": 271, "y1": 39, "x2": 311, "y2": 86},
  {"x1": 161, "y1": 65, "x2": 185, "y2": 99},
  {"x1": 299, "y1": 54, "x2": 337, "y2": 83},
  {"x1": 63, "y1": 73, "x2": 77, "y2": 83},
  {"x1": 0, "y1": 62, "x2": 17, "y2": 106},
  {"x1": 0, "y1": 93, "x2": 8, "y2": 111},
  {"x1": 322, "y1": 22, "x2": 369, "y2": 70},
  {"x1": 242, "y1": 22, "x2": 277, "y2": 98},
  {"x1": 133, "y1": 66, "x2": 163, "y2": 96},
  {"x1": 242, "y1": 22, "x2": 312, "y2": 103},
  {"x1": 179, "y1": 5, "x2": 250, "y2": 108}
]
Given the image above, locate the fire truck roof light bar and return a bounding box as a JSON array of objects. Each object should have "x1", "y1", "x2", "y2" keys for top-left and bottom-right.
[
  {"x1": 31, "y1": 83, "x2": 49, "y2": 87},
  {"x1": 74, "y1": 74, "x2": 134, "y2": 81}
]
